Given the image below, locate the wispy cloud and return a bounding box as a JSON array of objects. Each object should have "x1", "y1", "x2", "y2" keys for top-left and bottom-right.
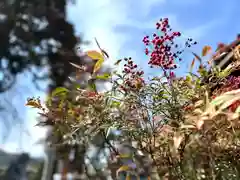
[{"x1": 66, "y1": 0, "x2": 168, "y2": 62}]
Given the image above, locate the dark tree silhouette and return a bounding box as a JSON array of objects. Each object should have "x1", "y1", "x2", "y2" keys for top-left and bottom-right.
[
  {"x1": 2, "y1": 153, "x2": 30, "y2": 180},
  {"x1": 0, "y1": 0, "x2": 83, "y2": 93}
]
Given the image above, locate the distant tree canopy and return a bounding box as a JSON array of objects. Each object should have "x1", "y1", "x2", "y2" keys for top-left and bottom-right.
[
  {"x1": 0, "y1": 0, "x2": 87, "y2": 141},
  {"x1": 0, "y1": 0, "x2": 82, "y2": 93}
]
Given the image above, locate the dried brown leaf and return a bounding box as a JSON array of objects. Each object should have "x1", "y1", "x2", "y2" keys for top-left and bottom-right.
[{"x1": 173, "y1": 133, "x2": 184, "y2": 149}]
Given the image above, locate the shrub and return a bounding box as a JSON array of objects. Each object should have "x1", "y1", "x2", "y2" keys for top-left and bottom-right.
[{"x1": 26, "y1": 19, "x2": 240, "y2": 180}]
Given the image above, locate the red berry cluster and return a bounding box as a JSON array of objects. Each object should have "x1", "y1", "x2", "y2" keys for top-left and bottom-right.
[
  {"x1": 120, "y1": 57, "x2": 145, "y2": 91},
  {"x1": 143, "y1": 18, "x2": 197, "y2": 70},
  {"x1": 123, "y1": 57, "x2": 144, "y2": 75}
]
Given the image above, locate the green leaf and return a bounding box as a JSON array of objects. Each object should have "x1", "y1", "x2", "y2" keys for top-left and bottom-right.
[
  {"x1": 118, "y1": 154, "x2": 132, "y2": 159},
  {"x1": 96, "y1": 73, "x2": 111, "y2": 80},
  {"x1": 74, "y1": 83, "x2": 81, "y2": 89},
  {"x1": 195, "y1": 79, "x2": 201, "y2": 87},
  {"x1": 198, "y1": 68, "x2": 208, "y2": 77},
  {"x1": 51, "y1": 87, "x2": 69, "y2": 97},
  {"x1": 186, "y1": 75, "x2": 192, "y2": 82},
  {"x1": 218, "y1": 68, "x2": 232, "y2": 78},
  {"x1": 111, "y1": 100, "x2": 121, "y2": 107},
  {"x1": 88, "y1": 82, "x2": 97, "y2": 91}
]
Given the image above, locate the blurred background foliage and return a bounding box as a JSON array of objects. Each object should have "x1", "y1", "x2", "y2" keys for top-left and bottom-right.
[{"x1": 0, "y1": 0, "x2": 85, "y2": 179}]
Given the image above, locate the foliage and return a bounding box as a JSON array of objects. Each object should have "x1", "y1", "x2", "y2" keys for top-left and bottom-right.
[{"x1": 26, "y1": 18, "x2": 240, "y2": 179}]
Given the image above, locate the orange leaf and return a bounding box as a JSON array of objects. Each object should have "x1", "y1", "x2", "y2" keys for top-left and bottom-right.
[
  {"x1": 190, "y1": 58, "x2": 195, "y2": 72},
  {"x1": 86, "y1": 50, "x2": 104, "y2": 61},
  {"x1": 202, "y1": 46, "x2": 212, "y2": 57}
]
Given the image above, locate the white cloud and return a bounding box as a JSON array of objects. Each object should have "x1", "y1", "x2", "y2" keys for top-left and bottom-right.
[
  {"x1": 67, "y1": 0, "x2": 166, "y2": 63},
  {"x1": 67, "y1": 0, "x2": 127, "y2": 62}
]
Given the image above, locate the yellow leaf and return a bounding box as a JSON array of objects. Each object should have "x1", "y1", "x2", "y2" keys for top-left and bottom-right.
[
  {"x1": 93, "y1": 59, "x2": 104, "y2": 73},
  {"x1": 202, "y1": 46, "x2": 212, "y2": 57},
  {"x1": 117, "y1": 154, "x2": 132, "y2": 158},
  {"x1": 86, "y1": 50, "x2": 104, "y2": 61},
  {"x1": 117, "y1": 165, "x2": 130, "y2": 177},
  {"x1": 118, "y1": 165, "x2": 130, "y2": 171}
]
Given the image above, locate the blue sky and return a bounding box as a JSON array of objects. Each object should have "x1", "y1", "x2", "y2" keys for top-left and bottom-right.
[{"x1": 1, "y1": 0, "x2": 240, "y2": 157}]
